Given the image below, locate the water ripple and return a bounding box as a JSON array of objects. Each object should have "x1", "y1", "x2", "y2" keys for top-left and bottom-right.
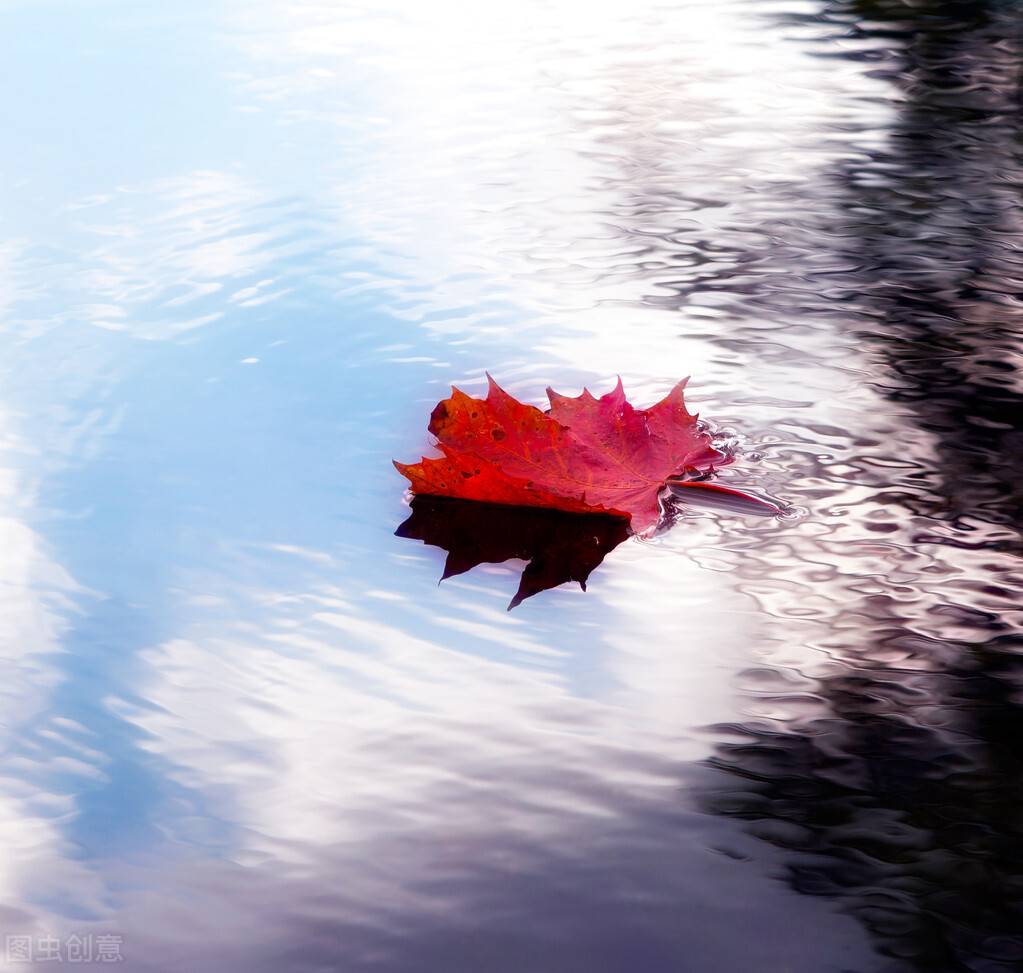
[{"x1": 1, "y1": 0, "x2": 1022, "y2": 970}]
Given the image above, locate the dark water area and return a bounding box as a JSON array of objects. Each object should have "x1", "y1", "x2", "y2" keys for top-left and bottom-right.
[
  {"x1": 0, "y1": 0, "x2": 1022, "y2": 971},
  {"x1": 699, "y1": 3, "x2": 1023, "y2": 970}
]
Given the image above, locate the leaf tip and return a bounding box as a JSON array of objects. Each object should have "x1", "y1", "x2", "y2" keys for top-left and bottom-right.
[{"x1": 603, "y1": 375, "x2": 627, "y2": 410}]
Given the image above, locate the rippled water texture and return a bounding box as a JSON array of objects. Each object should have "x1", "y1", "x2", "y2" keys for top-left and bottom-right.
[{"x1": 2, "y1": 1, "x2": 1022, "y2": 970}]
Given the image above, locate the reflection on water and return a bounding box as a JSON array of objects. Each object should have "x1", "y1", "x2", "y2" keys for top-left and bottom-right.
[
  {"x1": 0, "y1": 0, "x2": 1021, "y2": 970},
  {"x1": 700, "y1": 2, "x2": 1023, "y2": 970},
  {"x1": 395, "y1": 497, "x2": 632, "y2": 610},
  {"x1": 703, "y1": 641, "x2": 1023, "y2": 971}
]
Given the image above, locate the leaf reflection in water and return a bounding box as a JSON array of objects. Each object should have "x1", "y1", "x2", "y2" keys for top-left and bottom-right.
[{"x1": 395, "y1": 496, "x2": 631, "y2": 610}]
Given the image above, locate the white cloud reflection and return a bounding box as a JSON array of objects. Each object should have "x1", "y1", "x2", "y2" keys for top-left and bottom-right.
[
  {"x1": 0, "y1": 417, "x2": 98, "y2": 928},
  {"x1": 86, "y1": 560, "x2": 874, "y2": 972},
  {"x1": 220, "y1": 0, "x2": 897, "y2": 396}
]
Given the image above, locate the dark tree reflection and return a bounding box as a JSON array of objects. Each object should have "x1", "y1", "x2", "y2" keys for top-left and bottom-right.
[
  {"x1": 702, "y1": 2, "x2": 1023, "y2": 970},
  {"x1": 701, "y1": 632, "x2": 1023, "y2": 971},
  {"x1": 825, "y1": 0, "x2": 1023, "y2": 528}
]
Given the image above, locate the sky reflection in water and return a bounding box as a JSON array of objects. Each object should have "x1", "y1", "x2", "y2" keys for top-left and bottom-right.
[{"x1": 0, "y1": 0, "x2": 1021, "y2": 970}]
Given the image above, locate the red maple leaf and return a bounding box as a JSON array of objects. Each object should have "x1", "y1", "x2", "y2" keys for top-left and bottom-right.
[{"x1": 394, "y1": 375, "x2": 767, "y2": 533}]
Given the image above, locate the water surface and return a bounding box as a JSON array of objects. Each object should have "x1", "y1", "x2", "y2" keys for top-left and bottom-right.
[{"x1": 1, "y1": 1, "x2": 1021, "y2": 970}]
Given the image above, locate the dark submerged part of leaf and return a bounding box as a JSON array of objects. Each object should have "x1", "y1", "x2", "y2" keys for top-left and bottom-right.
[{"x1": 395, "y1": 496, "x2": 631, "y2": 610}]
